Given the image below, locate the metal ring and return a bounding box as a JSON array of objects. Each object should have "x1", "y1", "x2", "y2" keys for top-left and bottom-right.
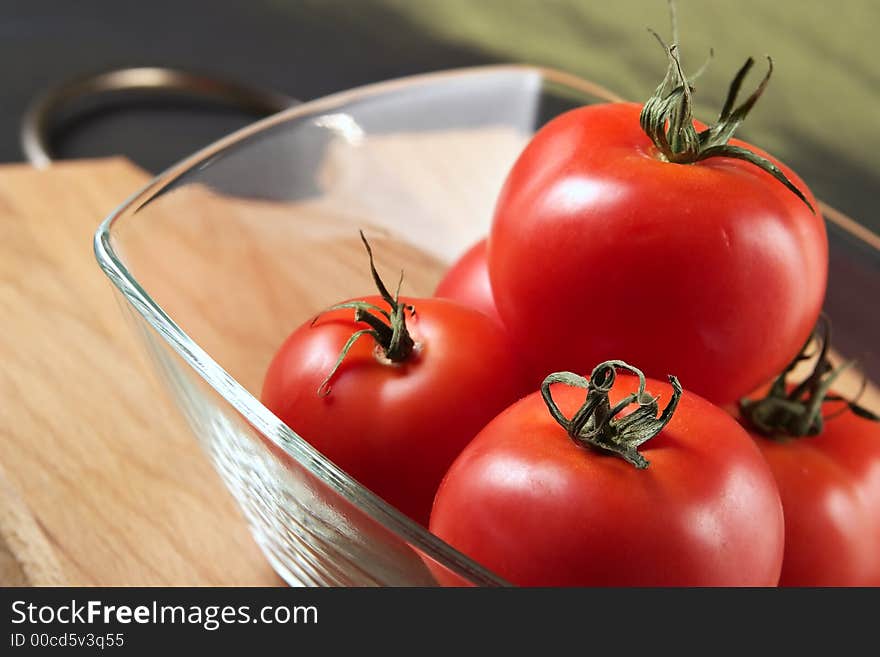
[{"x1": 20, "y1": 66, "x2": 298, "y2": 167}]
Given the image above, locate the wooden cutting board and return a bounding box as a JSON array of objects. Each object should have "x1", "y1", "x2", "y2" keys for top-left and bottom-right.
[{"x1": 0, "y1": 158, "x2": 282, "y2": 586}]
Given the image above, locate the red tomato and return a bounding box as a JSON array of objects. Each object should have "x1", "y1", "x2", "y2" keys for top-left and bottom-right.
[
  {"x1": 736, "y1": 324, "x2": 880, "y2": 585},
  {"x1": 431, "y1": 361, "x2": 784, "y2": 586},
  {"x1": 262, "y1": 239, "x2": 528, "y2": 526},
  {"x1": 744, "y1": 412, "x2": 880, "y2": 586},
  {"x1": 434, "y1": 239, "x2": 500, "y2": 325},
  {"x1": 489, "y1": 57, "x2": 827, "y2": 405}
]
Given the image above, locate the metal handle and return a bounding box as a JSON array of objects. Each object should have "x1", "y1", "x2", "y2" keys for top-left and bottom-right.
[{"x1": 20, "y1": 66, "x2": 298, "y2": 167}]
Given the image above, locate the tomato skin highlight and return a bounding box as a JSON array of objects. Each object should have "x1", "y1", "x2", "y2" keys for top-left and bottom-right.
[
  {"x1": 434, "y1": 239, "x2": 500, "y2": 325},
  {"x1": 261, "y1": 296, "x2": 529, "y2": 526},
  {"x1": 430, "y1": 374, "x2": 785, "y2": 586},
  {"x1": 489, "y1": 102, "x2": 827, "y2": 405},
  {"x1": 737, "y1": 403, "x2": 880, "y2": 586}
]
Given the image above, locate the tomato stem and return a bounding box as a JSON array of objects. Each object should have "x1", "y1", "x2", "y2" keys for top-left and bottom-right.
[
  {"x1": 541, "y1": 361, "x2": 682, "y2": 469},
  {"x1": 314, "y1": 231, "x2": 416, "y2": 397},
  {"x1": 739, "y1": 316, "x2": 879, "y2": 438},
  {"x1": 639, "y1": 4, "x2": 814, "y2": 213}
]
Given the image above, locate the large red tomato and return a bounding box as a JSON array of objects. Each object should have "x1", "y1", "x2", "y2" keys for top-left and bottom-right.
[
  {"x1": 737, "y1": 323, "x2": 880, "y2": 585},
  {"x1": 434, "y1": 239, "x2": 500, "y2": 325},
  {"x1": 488, "y1": 55, "x2": 827, "y2": 404},
  {"x1": 430, "y1": 361, "x2": 784, "y2": 586},
  {"x1": 262, "y1": 237, "x2": 528, "y2": 526}
]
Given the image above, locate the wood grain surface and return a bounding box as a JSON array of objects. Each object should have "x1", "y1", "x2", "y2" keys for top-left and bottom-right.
[{"x1": 0, "y1": 158, "x2": 281, "y2": 586}]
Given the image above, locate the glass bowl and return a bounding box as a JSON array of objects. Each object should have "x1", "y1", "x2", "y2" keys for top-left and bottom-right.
[{"x1": 94, "y1": 65, "x2": 879, "y2": 586}]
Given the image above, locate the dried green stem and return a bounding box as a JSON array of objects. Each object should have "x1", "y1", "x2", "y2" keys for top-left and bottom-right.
[
  {"x1": 639, "y1": 4, "x2": 814, "y2": 213},
  {"x1": 739, "y1": 316, "x2": 879, "y2": 439},
  {"x1": 541, "y1": 360, "x2": 682, "y2": 469},
  {"x1": 315, "y1": 231, "x2": 415, "y2": 396}
]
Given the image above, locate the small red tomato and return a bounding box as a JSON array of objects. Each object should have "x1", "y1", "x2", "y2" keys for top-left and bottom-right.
[
  {"x1": 488, "y1": 46, "x2": 827, "y2": 405},
  {"x1": 262, "y1": 234, "x2": 528, "y2": 526},
  {"x1": 737, "y1": 319, "x2": 880, "y2": 586},
  {"x1": 434, "y1": 239, "x2": 500, "y2": 325},
  {"x1": 431, "y1": 361, "x2": 784, "y2": 586}
]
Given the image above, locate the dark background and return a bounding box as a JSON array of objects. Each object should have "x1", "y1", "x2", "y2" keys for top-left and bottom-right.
[
  {"x1": 2, "y1": 0, "x2": 877, "y2": 231},
  {"x1": 4, "y1": 1, "x2": 492, "y2": 171}
]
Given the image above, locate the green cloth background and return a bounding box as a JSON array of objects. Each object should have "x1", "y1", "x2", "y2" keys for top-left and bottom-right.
[{"x1": 304, "y1": 0, "x2": 879, "y2": 230}]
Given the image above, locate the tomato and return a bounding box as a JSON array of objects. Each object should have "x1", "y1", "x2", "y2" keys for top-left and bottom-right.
[
  {"x1": 745, "y1": 413, "x2": 880, "y2": 586},
  {"x1": 737, "y1": 322, "x2": 880, "y2": 585},
  {"x1": 434, "y1": 239, "x2": 500, "y2": 325},
  {"x1": 488, "y1": 53, "x2": 827, "y2": 405},
  {"x1": 436, "y1": 239, "x2": 548, "y2": 388},
  {"x1": 430, "y1": 361, "x2": 784, "y2": 586},
  {"x1": 262, "y1": 236, "x2": 528, "y2": 526}
]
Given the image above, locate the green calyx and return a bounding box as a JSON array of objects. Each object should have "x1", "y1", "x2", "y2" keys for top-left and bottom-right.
[
  {"x1": 739, "y1": 316, "x2": 880, "y2": 439},
  {"x1": 541, "y1": 360, "x2": 682, "y2": 469},
  {"x1": 315, "y1": 231, "x2": 416, "y2": 397},
  {"x1": 639, "y1": 8, "x2": 814, "y2": 214}
]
